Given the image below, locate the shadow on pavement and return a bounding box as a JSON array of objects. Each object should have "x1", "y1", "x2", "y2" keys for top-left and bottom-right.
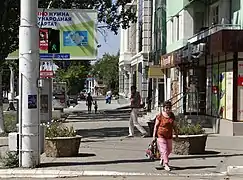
[
  {"x1": 76, "y1": 126, "x2": 150, "y2": 138},
  {"x1": 171, "y1": 153, "x2": 243, "y2": 160},
  {"x1": 65, "y1": 113, "x2": 131, "y2": 123},
  {"x1": 155, "y1": 165, "x2": 216, "y2": 171},
  {"x1": 39, "y1": 158, "x2": 151, "y2": 168},
  {"x1": 81, "y1": 139, "x2": 107, "y2": 143},
  {"x1": 171, "y1": 165, "x2": 216, "y2": 170}
]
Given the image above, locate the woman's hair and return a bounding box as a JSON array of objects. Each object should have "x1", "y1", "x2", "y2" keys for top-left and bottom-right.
[{"x1": 163, "y1": 101, "x2": 172, "y2": 107}]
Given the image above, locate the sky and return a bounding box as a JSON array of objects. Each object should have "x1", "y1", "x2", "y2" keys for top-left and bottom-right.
[{"x1": 97, "y1": 28, "x2": 120, "y2": 59}]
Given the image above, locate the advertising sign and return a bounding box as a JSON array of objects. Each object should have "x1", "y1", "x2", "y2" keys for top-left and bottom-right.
[
  {"x1": 53, "y1": 82, "x2": 67, "y2": 109},
  {"x1": 8, "y1": 9, "x2": 97, "y2": 60},
  {"x1": 225, "y1": 62, "x2": 233, "y2": 120},
  {"x1": 238, "y1": 61, "x2": 243, "y2": 121},
  {"x1": 206, "y1": 65, "x2": 212, "y2": 115},
  {"x1": 39, "y1": 29, "x2": 49, "y2": 51},
  {"x1": 40, "y1": 61, "x2": 54, "y2": 78}
]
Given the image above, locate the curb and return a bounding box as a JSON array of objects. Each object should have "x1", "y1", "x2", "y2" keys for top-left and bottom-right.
[
  {"x1": 0, "y1": 169, "x2": 227, "y2": 178},
  {"x1": 227, "y1": 166, "x2": 243, "y2": 175}
]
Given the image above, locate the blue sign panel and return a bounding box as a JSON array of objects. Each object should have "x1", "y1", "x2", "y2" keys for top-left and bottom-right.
[
  {"x1": 54, "y1": 53, "x2": 70, "y2": 59},
  {"x1": 40, "y1": 53, "x2": 53, "y2": 59},
  {"x1": 63, "y1": 31, "x2": 88, "y2": 46},
  {"x1": 40, "y1": 53, "x2": 70, "y2": 60}
]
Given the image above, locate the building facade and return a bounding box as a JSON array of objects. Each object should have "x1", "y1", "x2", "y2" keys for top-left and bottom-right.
[
  {"x1": 146, "y1": 0, "x2": 166, "y2": 110},
  {"x1": 119, "y1": 0, "x2": 152, "y2": 103},
  {"x1": 161, "y1": 0, "x2": 243, "y2": 136}
]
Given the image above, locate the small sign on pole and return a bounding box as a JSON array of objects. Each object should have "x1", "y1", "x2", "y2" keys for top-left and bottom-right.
[{"x1": 40, "y1": 60, "x2": 54, "y2": 78}]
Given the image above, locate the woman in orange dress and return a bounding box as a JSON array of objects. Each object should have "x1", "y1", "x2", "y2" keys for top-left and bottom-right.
[{"x1": 153, "y1": 101, "x2": 178, "y2": 171}]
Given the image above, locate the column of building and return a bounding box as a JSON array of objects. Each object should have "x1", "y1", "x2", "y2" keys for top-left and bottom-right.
[
  {"x1": 124, "y1": 65, "x2": 131, "y2": 98},
  {"x1": 141, "y1": 0, "x2": 152, "y2": 101},
  {"x1": 118, "y1": 67, "x2": 124, "y2": 95}
]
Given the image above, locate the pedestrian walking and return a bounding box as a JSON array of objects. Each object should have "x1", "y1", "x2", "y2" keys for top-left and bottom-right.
[
  {"x1": 127, "y1": 86, "x2": 148, "y2": 138},
  {"x1": 86, "y1": 93, "x2": 93, "y2": 113},
  {"x1": 106, "y1": 90, "x2": 112, "y2": 104},
  {"x1": 152, "y1": 101, "x2": 178, "y2": 171},
  {"x1": 94, "y1": 100, "x2": 98, "y2": 113}
]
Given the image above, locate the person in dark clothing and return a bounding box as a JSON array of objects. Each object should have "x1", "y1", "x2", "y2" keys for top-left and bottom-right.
[
  {"x1": 86, "y1": 93, "x2": 93, "y2": 113},
  {"x1": 94, "y1": 100, "x2": 98, "y2": 114}
]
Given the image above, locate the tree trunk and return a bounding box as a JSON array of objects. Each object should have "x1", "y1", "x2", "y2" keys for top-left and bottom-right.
[{"x1": 0, "y1": 68, "x2": 5, "y2": 133}]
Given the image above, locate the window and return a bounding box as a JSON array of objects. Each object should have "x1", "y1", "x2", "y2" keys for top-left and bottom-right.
[
  {"x1": 176, "y1": 15, "x2": 180, "y2": 41},
  {"x1": 170, "y1": 19, "x2": 173, "y2": 43},
  {"x1": 211, "y1": 4, "x2": 219, "y2": 25}
]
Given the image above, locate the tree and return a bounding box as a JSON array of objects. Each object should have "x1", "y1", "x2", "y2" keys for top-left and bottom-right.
[
  {"x1": 54, "y1": 61, "x2": 90, "y2": 94},
  {"x1": 92, "y1": 53, "x2": 119, "y2": 94},
  {"x1": 39, "y1": 0, "x2": 137, "y2": 34},
  {"x1": 0, "y1": 0, "x2": 20, "y2": 133}
]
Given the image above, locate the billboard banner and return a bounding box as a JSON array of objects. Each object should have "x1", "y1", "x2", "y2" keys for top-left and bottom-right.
[{"x1": 8, "y1": 9, "x2": 97, "y2": 60}]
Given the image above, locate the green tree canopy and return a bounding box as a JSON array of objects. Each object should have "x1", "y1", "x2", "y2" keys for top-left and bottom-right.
[
  {"x1": 54, "y1": 61, "x2": 90, "y2": 94},
  {"x1": 92, "y1": 53, "x2": 119, "y2": 94}
]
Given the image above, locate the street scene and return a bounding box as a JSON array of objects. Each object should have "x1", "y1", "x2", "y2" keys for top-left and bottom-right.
[{"x1": 1, "y1": 0, "x2": 243, "y2": 179}]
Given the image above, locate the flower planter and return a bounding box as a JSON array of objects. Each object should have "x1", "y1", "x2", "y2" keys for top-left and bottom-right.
[
  {"x1": 173, "y1": 134, "x2": 208, "y2": 155},
  {"x1": 45, "y1": 136, "x2": 82, "y2": 157}
]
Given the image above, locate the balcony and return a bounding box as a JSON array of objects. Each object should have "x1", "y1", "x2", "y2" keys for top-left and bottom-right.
[{"x1": 188, "y1": 24, "x2": 241, "y2": 44}]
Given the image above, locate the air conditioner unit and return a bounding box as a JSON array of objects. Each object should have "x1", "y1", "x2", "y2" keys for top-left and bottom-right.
[
  {"x1": 199, "y1": 43, "x2": 206, "y2": 52},
  {"x1": 191, "y1": 43, "x2": 206, "y2": 55}
]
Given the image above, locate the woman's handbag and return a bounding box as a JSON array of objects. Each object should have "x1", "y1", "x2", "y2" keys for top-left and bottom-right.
[{"x1": 145, "y1": 139, "x2": 160, "y2": 160}]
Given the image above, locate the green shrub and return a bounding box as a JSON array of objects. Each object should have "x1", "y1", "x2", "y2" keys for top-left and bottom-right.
[
  {"x1": 45, "y1": 121, "x2": 76, "y2": 138},
  {"x1": 1, "y1": 151, "x2": 19, "y2": 168},
  {"x1": 178, "y1": 124, "x2": 205, "y2": 135},
  {"x1": 3, "y1": 113, "x2": 17, "y2": 134}
]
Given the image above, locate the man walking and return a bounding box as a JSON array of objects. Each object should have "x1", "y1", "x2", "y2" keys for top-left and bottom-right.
[
  {"x1": 128, "y1": 86, "x2": 148, "y2": 138},
  {"x1": 86, "y1": 93, "x2": 93, "y2": 113}
]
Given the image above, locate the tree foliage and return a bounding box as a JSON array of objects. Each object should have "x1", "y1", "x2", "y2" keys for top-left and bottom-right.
[
  {"x1": 39, "y1": 0, "x2": 137, "y2": 34},
  {"x1": 0, "y1": 0, "x2": 20, "y2": 61},
  {"x1": 92, "y1": 53, "x2": 119, "y2": 94},
  {"x1": 54, "y1": 61, "x2": 90, "y2": 94}
]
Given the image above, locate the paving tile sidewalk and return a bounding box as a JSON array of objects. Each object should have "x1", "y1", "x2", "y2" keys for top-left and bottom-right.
[
  {"x1": 38, "y1": 112, "x2": 243, "y2": 176},
  {"x1": 1, "y1": 103, "x2": 243, "y2": 178}
]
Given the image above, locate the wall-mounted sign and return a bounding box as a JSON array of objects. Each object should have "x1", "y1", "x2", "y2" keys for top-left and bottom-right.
[
  {"x1": 238, "y1": 61, "x2": 243, "y2": 121},
  {"x1": 161, "y1": 54, "x2": 171, "y2": 68},
  {"x1": 28, "y1": 95, "x2": 37, "y2": 109}
]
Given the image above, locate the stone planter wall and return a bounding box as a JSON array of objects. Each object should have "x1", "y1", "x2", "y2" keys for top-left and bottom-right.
[
  {"x1": 173, "y1": 134, "x2": 208, "y2": 155},
  {"x1": 45, "y1": 136, "x2": 81, "y2": 157}
]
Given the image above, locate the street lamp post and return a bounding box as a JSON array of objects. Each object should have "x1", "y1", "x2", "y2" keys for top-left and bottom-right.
[{"x1": 19, "y1": 0, "x2": 40, "y2": 167}]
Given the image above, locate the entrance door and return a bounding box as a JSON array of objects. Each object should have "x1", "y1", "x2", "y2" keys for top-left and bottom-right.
[
  {"x1": 133, "y1": 71, "x2": 137, "y2": 87},
  {"x1": 158, "y1": 83, "x2": 165, "y2": 106}
]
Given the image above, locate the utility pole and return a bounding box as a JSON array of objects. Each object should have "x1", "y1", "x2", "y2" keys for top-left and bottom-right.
[{"x1": 19, "y1": 0, "x2": 40, "y2": 168}]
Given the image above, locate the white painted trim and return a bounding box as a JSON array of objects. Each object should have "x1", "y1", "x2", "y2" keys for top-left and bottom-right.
[
  {"x1": 173, "y1": 134, "x2": 208, "y2": 138},
  {"x1": 0, "y1": 169, "x2": 227, "y2": 178}
]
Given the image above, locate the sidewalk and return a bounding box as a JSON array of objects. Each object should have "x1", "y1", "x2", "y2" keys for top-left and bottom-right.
[
  {"x1": 65, "y1": 99, "x2": 125, "y2": 113},
  {"x1": 38, "y1": 112, "x2": 243, "y2": 177},
  {"x1": 1, "y1": 108, "x2": 243, "y2": 178}
]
